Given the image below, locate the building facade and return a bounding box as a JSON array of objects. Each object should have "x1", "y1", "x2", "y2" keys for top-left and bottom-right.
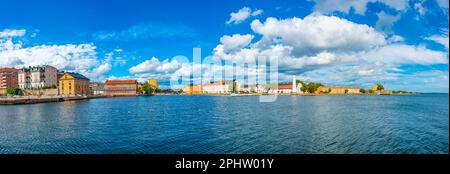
[
  {"x1": 19, "y1": 65, "x2": 58, "y2": 89},
  {"x1": 59, "y1": 72, "x2": 90, "y2": 95},
  {"x1": 202, "y1": 80, "x2": 229, "y2": 94},
  {"x1": 90, "y1": 82, "x2": 105, "y2": 95},
  {"x1": 0, "y1": 68, "x2": 19, "y2": 89},
  {"x1": 104, "y1": 80, "x2": 138, "y2": 96},
  {"x1": 238, "y1": 84, "x2": 265, "y2": 93},
  {"x1": 277, "y1": 84, "x2": 293, "y2": 94},
  {"x1": 316, "y1": 86, "x2": 361, "y2": 94},
  {"x1": 182, "y1": 84, "x2": 202, "y2": 94}
]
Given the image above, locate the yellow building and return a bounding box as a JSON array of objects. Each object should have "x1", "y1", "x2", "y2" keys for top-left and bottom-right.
[
  {"x1": 147, "y1": 78, "x2": 159, "y2": 89},
  {"x1": 182, "y1": 84, "x2": 202, "y2": 94},
  {"x1": 59, "y1": 72, "x2": 90, "y2": 95},
  {"x1": 316, "y1": 86, "x2": 361, "y2": 94}
]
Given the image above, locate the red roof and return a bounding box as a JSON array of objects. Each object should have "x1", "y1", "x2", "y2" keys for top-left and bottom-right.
[
  {"x1": 0, "y1": 68, "x2": 18, "y2": 73},
  {"x1": 278, "y1": 84, "x2": 293, "y2": 89},
  {"x1": 105, "y1": 80, "x2": 138, "y2": 85}
]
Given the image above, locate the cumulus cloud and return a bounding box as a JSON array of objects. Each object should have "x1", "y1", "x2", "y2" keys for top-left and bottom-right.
[
  {"x1": 362, "y1": 44, "x2": 448, "y2": 65},
  {"x1": 250, "y1": 15, "x2": 386, "y2": 55},
  {"x1": 125, "y1": 14, "x2": 447, "y2": 91},
  {"x1": 387, "y1": 35, "x2": 405, "y2": 43},
  {"x1": 129, "y1": 57, "x2": 182, "y2": 74},
  {"x1": 226, "y1": 7, "x2": 263, "y2": 24},
  {"x1": 211, "y1": 14, "x2": 449, "y2": 89},
  {"x1": 0, "y1": 28, "x2": 112, "y2": 81},
  {"x1": 219, "y1": 34, "x2": 254, "y2": 52},
  {"x1": 89, "y1": 63, "x2": 112, "y2": 78}
]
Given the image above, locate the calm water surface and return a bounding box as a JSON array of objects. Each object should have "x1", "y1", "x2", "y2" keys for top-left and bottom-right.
[{"x1": 0, "y1": 94, "x2": 448, "y2": 154}]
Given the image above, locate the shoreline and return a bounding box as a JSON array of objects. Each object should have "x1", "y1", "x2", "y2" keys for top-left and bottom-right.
[
  {"x1": 0, "y1": 93, "x2": 420, "y2": 105},
  {"x1": 179, "y1": 93, "x2": 418, "y2": 97},
  {"x1": 0, "y1": 95, "x2": 107, "y2": 105}
]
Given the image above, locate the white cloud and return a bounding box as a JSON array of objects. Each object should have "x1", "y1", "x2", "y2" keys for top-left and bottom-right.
[
  {"x1": 0, "y1": 29, "x2": 26, "y2": 38},
  {"x1": 414, "y1": 1, "x2": 428, "y2": 16},
  {"x1": 375, "y1": 11, "x2": 400, "y2": 33},
  {"x1": 252, "y1": 9, "x2": 264, "y2": 16},
  {"x1": 362, "y1": 44, "x2": 448, "y2": 65},
  {"x1": 210, "y1": 14, "x2": 449, "y2": 91},
  {"x1": 226, "y1": 7, "x2": 263, "y2": 24},
  {"x1": 219, "y1": 34, "x2": 254, "y2": 52},
  {"x1": 377, "y1": 0, "x2": 409, "y2": 11},
  {"x1": 387, "y1": 35, "x2": 405, "y2": 43},
  {"x1": 390, "y1": 70, "x2": 449, "y2": 92},
  {"x1": 425, "y1": 29, "x2": 449, "y2": 50},
  {"x1": 89, "y1": 63, "x2": 112, "y2": 78},
  {"x1": 250, "y1": 15, "x2": 386, "y2": 55},
  {"x1": 129, "y1": 57, "x2": 181, "y2": 74},
  {"x1": 0, "y1": 28, "x2": 112, "y2": 81},
  {"x1": 312, "y1": 0, "x2": 371, "y2": 15}
]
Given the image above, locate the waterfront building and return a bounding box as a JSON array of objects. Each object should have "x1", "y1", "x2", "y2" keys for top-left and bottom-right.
[
  {"x1": 59, "y1": 72, "x2": 90, "y2": 95},
  {"x1": 89, "y1": 82, "x2": 105, "y2": 95},
  {"x1": 0, "y1": 68, "x2": 19, "y2": 89},
  {"x1": 278, "y1": 84, "x2": 294, "y2": 94},
  {"x1": 292, "y1": 76, "x2": 304, "y2": 94},
  {"x1": 263, "y1": 77, "x2": 304, "y2": 94},
  {"x1": 316, "y1": 86, "x2": 361, "y2": 94},
  {"x1": 239, "y1": 84, "x2": 265, "y2": 93},
  {"x1": 147, "y1": 78, "x2": 159, "y2": 89},
  {"x1": 182, "y1": 84, "x2": 202, "y2": 94},
  {"x1": 202, "y1": 80, "x2": 229, "y2": 94},
  {"x1": 104, "y1": 80, "x2": 138, "y2": 96},
  {"x1": 19, "y1": 65, "x2": 58, "y2": 89}
]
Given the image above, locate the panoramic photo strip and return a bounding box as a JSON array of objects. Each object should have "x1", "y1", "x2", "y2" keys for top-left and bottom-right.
[{"x1": 0, "y1": 0, "x2": 448, "y2": 172}]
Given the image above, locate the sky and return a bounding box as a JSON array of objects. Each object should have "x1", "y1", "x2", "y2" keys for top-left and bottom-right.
[{"x1": 0, "y1": 0, "x2": 449, "y2": 92}]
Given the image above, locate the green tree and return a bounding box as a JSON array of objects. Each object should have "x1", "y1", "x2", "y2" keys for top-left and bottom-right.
[
  {"x1": 232, "y1": 80, "x2": 237, "y2": 93},
  {"x1": 306, "y1": 82, "x2": 323, "y2": 94},
  {"x1": 142, "y1": 82, "x2": 155, "y2": 94},
  {"x1": 6, "y1": 88, "x2": 21, "y2": 96},
  {"x1": 360, "y1": 89, "x2": 367, "y2": 94},
  {"x1": 376, "y1": 84, "x2": 385, "y2": 91},
  {"x1": 297, "y1": 80, "x2": 307, "y2": 93}
]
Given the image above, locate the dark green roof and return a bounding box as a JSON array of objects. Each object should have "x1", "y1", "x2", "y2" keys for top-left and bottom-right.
[{"x1": 65, "y1": 72, "x2": 89, "y2": 80}]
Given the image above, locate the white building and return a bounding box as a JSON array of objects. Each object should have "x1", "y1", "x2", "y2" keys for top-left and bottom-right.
[
  {"x1": 202, "y1": 80, "x2": 230, "y2": 94},
  {"x1": 264, "y1": 76, "x2": 304, "y2": 94},
  {"x1": 292, "y1": 76, "x2": 303, "y2": 94},
  {"x1": 19, "y1": 65, "x2": 58, "y2": 89}
]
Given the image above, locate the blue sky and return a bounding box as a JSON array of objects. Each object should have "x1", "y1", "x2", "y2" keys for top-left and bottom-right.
[{"x1": 0, "y1": 0, "x2": 449, "y2": 92}]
